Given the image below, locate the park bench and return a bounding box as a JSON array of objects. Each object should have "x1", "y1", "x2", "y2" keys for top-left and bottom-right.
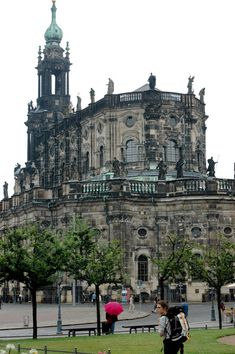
[
  {"x1": 122, "y1": 324, "x2": 157, "y2": 334},
  {"x1": 63, "y1": 327, "x2": 97, "y2": 336}
]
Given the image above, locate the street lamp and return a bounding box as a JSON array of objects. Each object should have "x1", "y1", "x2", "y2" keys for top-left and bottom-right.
[
  {"x1": 56, "y1": 275, "x2": 63, "y2": 335},
  {"x1": 210, "y1": 288, "x2": 216, "y2": 321}
]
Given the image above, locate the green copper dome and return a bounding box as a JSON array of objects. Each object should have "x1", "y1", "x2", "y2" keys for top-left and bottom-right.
[{"x1": 44, "y1": 0, "x2": 63, "y2": 45}]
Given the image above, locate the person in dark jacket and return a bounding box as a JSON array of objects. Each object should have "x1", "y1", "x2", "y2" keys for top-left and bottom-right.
[{"x1": 106, "y1": 312, "x2": 118, "y2": 334}]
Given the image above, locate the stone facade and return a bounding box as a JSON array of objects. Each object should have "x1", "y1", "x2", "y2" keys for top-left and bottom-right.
[{"x1": 0, "y1": 1, "x2": 234, "y2": 302}]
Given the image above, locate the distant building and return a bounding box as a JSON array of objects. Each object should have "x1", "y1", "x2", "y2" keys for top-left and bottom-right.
[{"x1": 0, "y1": 1, "x2": 234, "y2": 303}]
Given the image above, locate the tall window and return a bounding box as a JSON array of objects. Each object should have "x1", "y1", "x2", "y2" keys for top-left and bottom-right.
[
  {"x1": 166, "y1": 140, "x2": 179, "y2": 162},
  {"x1": 126, "y1": 139, "x2": 138, "y2": 162},
  {"x1": 99, "y1": 146, "x2": 104, "y2": 167},
  {"x1": 51, "y1": 74, "x2": 56, "y2": 94},
  {"x1": 197, "y1": 150, "x2": 203, "y2": 172},
  {"x1": 84, "y1": 152, "x2": 89, "y2": 173},
  {"x1": 138, "y1": 255, "x2": 148, "y2": 281}
]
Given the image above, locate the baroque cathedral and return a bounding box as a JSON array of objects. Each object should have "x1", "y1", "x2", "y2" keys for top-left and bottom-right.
[{"x1": 0, "y1": 1, "x2": 235, "y2": 302}]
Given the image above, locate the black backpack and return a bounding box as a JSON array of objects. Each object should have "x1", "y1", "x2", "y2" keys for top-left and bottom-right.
[{"x1": 166, "y1": 306, "x2": 189, "y2": 343}]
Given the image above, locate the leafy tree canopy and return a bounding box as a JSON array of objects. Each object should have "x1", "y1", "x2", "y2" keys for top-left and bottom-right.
[
  {"x1": 0, "y1": 224, "x2": 64, "y2": 289},
  {"x1": 152, "y1": 234, "x2": 192, "y2": 283},
  {"x1": 63, "y1": 217, "x2": 124, "y2": 285},
  {"x1": 189, "y1": 235, "x2": 235, "y2": 289}
]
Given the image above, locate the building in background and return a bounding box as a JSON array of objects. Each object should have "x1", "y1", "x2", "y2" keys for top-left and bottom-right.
[{"x1": 0, "y1": 1, "x2": 234, "y2": 303}]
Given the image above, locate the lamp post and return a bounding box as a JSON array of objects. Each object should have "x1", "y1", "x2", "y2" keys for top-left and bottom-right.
[
  {"x1": 56, "y1": 275, "x2": 63, "y2": 335},
  {"x1": 210, "y1": 288, "x2": 216, "y2": 321}
]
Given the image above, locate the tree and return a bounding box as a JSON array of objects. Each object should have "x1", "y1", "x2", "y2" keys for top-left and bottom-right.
[
  {"x1": 64, "y1": 218, "x2": 124, "y2": 335},
  {"x1": 0, "y1": 224, "x2": 64, "y2": 339},
  {"x1": 189, "y1": 235, "x2": 235, "y2": 329},
  {"x1": 152, "y1": 235, "x2": 192, "y2": 300}
]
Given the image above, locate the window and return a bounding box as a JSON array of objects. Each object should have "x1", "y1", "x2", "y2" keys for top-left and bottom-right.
[
  {"x1": 51, "y1": 74, "x2": 55, "y2": 94},
  {"x1": 197, "y1": 150, "x2": 204, "y2": 172},
  {"x1": 99, "y1": 146, "x2": 104, "y2": 167},
  {"x1": 137, "y1": 228, "x2": 147, "y2": 238},
  {"x1": 166, "y1": 140, "x2": 179, "y2": 162},
  {"x1": 191, "y1": 227, "x2": 202, "y2": 238},
  {"x1": 224, "y1": 227, "x2": 233, "y2": 237},
  {"x1": 126, "y1": 139, "x2": 138, "y2": 162},
  {"x1": 126, "y1": 116, "x2": 135, "y2": 127},
  {"x1": 138, "y1": 255, "x2": 148, "y2": 281},
  {"x1": 84, "y1": 152, "x2": 89, "y2": 173}
]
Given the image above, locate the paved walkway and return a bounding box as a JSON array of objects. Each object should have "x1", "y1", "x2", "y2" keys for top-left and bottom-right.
[
  {"x1": 0, "y1": 302, "x2": 148, "y2": 338},
  {"x1": 0, "y1": 303, "x2": 143, "y2": 328},
  {"x1": 0, "y1": 302, "x2": 234, "y2": 345}
]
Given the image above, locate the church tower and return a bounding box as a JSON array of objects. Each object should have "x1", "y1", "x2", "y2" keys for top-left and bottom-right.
[
  {"x1": 36, "y1": 0, "x2": 71, "y2": 112},
  {"x1": 24, "y1": 0, "x2": 76, "y2": 190}
]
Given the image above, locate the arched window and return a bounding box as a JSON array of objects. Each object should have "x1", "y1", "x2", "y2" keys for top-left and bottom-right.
[
  {"x1": 197, "y1": 150, "x2": 204, "y2": 172},
  {"x1": 126, "y1": 139, "x2": 138, "y2": 162},
  {"x1": 166, "y1": 140, "x2": 179, "y2": 162},
  {"x1": 138, "y1": 255, "x2": 148, "y2": 281},
  {"x1": 51, "y1": 74, "x2": 56, "y2": 95},
  {"x1": 99, "y1": 146, "x2": 104, "y2": 167},
  {"x1": 84, "y1": 152, "x2": 89, "y2": 173}
]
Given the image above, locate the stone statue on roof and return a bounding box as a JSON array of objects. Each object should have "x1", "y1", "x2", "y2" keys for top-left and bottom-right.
[
  {"x1": 3, "y1": 181, "x2": 8, "y2": 199},
  {"x1": 199, "y1": 88, "x2": 205, "y2": 103},
  {"x1": 76, "y1": 95, "x2": 82, "y2": 111},
  {"x1": 107, "y1": 78, "x2": 114, "y2": 94},
  {"x1": 90, "y1": 88, "x2": 95, "y2": 103},
  {"x1": 175, "y1": 156, "x2": 184, "y2": 178},
  {"x1": 148, "y1": 73, "x2": 156, "y2": 90},
  {"x1": 187, "y1": 76, "x2": 194, "y2": 94},
  {"x1": 207, "y1": 156, "x2": 217, "y2": 177},
  {"x1": 157, "y1": 159, "x2": 167, "y2": 180}
]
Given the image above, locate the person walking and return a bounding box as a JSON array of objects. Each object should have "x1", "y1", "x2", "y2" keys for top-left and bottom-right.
[
  {"x1": 152, "y1": 296, "x2": 158, "y2": 313},
  {"x1": 129, "y1": 295, "x2": 135, "y2": 312},
  {"x1": 219, "y1": 302, "x2": 225, "y2": 322},
  {"x1": 91, "y1": 292, "x2": 96, "y2": 306}
]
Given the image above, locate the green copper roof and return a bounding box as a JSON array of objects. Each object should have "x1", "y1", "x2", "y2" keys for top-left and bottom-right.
[{"x1": 44, "y1": 0, "x2": 63, "y2": 45}]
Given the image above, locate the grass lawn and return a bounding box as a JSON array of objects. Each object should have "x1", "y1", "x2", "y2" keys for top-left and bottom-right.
[{"x1": 0, "y1": 328, "x2": 235, "y2": 354}]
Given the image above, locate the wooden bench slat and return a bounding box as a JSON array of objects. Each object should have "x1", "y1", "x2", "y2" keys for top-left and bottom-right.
[
  {"x1": 122, "y1": 324, "x2": 157, "y2": 334},
  {"x1": 62, "y1": 327, "x2": 97, "y2": 336}
]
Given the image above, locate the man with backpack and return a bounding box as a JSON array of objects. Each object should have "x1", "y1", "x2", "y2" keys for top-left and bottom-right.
[{"x1": 156, "y1": 300, "x2": 189, "y2": 354}]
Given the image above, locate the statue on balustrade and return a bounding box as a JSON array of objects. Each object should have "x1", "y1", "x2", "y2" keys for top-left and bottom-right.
[
  {"x1": 3, "y1": 181, "x2": 8, "y2": 199},
  {"x1": 27, "y1": 100, "x2": 34, "y2": 112},
  {"x1": 107, "y1": 78, "x2": 114, "y2": 94},
  {"x1": 207, "y1": 156, "x2": 217, "y2": 177},
  {"x1": 157, "y1": 159, "x2": 167, "y2": 180},
  {"x1": 76, "y1": 95, "x2": 82, "y2": 111},
  {"x1": 175, "y1": 156, "x2": 184, "y2": 178},
  {"x1": 148, "y1": 73, "x2": 156, "y2": 90},
  {"x1": 112, "y1": 157, "x2": 120, "y2": 177},
  {"x1": 199, "y1": 88, "x2": 205, "y2": 103},
  {"x1": 90, "y1": 88, "x2": 95, "y2": 103},
  {"x1": 187, "y1": 76, "x2": 194, "y2": 94}
]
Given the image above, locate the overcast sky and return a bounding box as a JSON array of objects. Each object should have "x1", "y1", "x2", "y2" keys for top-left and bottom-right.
[{"x1": 0, "y1": 0, "x2": 234, "y2": 199}]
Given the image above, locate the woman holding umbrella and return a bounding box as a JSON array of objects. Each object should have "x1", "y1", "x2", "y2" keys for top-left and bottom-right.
[
  {"x1": 106, "y1": 312, "x2": 118, "y2": 334},
  {"x1": 104, "y1": 301, "x2": 123, "y2": 334}
]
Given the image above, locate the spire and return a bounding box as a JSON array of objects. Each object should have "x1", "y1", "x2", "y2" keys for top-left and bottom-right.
[{"x1": 44, "y1": 0, "x2": 63, "y2": 46}]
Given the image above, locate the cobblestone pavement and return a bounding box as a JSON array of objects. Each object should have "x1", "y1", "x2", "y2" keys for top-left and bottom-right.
[{"x1": 0, "y1": 302, "x2": 234, "y2": 341}]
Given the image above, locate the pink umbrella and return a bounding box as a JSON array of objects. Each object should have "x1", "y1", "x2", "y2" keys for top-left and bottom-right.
[{"x1": 104, "y1": 301, "x2": 124, "y2": 316}]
